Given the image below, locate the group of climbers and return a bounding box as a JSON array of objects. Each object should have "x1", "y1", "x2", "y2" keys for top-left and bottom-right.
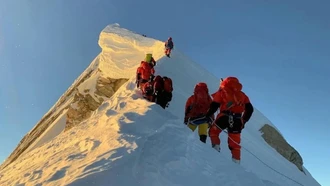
[
  {"x1": 184, "y1": 77, "x2": 254, "y2": 164},
  {"x1": 135, "y1": 35, "x2": 254, "y2": 164},
  {"x1": 136, "y1": 53, "x2": 173, "y2": 109}
]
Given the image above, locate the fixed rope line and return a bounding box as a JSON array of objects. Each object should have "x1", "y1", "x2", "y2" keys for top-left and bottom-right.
[
  {"x1": 222, "y1": 128, "x2": 304, "y2": 186},
  {"x1": 210, "y1": 109, "x2": 304, "y2": 186},
  {"x1": 190, "y1": 110, "x2": 304, "y2": 185}
]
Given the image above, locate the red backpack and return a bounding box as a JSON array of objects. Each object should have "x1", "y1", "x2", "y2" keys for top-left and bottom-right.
[
  {"x1": 219, "y1": 77, "x2": 246, "y2": 112},
  {"x1": 163, "y1": 76, "x2": 173, "y2": 93},
  {"x1": 189, "y1": 83, "x2": 212, "y2": 117},
  {"x1": 140, "y1": 62, "x2": 153, "y2": 80}
]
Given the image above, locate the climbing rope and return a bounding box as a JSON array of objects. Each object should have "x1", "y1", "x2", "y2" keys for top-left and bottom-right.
[
  {"x1": 190, "y1": 109, "x2": 305, "y2": 185},
  {"x1": 220, "y1": 127, "x2": 305, "y2": 186},
  {"x1": 209, "y1": 110, "x2": 304, "y2": 185}
]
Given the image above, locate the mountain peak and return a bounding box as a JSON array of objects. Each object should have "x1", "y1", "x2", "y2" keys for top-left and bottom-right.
[{"x1": 0, "y1": 24, "x2": 320, "y2": 186}]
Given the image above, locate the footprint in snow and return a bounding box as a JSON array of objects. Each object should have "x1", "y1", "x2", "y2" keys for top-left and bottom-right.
[
  {"x1": 47, "y1": 166, "x2": 70, "y2": 182},
  {"x1": 106, "y1": 109, "x2": 117, "y2": 116},
  {"x1": 66, "y1": 153, "x2": 87, "y2": 162},
  {"x1": 28, "y1": 170, "x2": 43, "y2": 181},
  {"x1": 75, "y1": 138, "x2": 101, "y2": 152},
  {"x1": 131, "y1": 93, "x2": 140, "y2": 100},
  {"x1": 14, "y1": 183, "x2": 25, "y2": 186},
  {"x1": 119, "y1": 102, "x2": 126, "y2": 109},
  {"x1": 98, "y1": 102, "x2": 110, "y2": 112},
  {"x1": 126, "y1": 81, "x2": 136, "y2": 90},
  {"x1": 123, "y1": 112, "x2": 141, "y2": 120}
]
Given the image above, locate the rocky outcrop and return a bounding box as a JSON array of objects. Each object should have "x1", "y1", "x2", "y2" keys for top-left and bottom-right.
[
  {"x1": 65, "y1": 76, "x2": 127, "y2": 131},
  {"x1": 260, "y1": 124, "x2": 304, "y2": 173}
]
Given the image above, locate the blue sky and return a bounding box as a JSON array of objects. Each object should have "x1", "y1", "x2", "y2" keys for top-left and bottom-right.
[{"x1": 1, "y1": 0, "x2": 329, "y2": 185}]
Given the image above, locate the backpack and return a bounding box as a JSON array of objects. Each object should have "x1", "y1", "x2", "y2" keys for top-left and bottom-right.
[
  {"x1": 219, "y1": 77, "x2": 245, "y2": 112},
  {"x1": 140, "y1": 62, "x2": 153, "y2": 80},
  {"x1": 166, "y1": 40, "x2": 173, "y2": 49},
  {"x1": 142, "y1": 81, "x2": 153, "y2": 95},
  {"x1": 163, "y1": 76, "x2": 173, "y2": 93},
  {"x1": 188, "y1": 83, "x2": 212, "y2": 117}
]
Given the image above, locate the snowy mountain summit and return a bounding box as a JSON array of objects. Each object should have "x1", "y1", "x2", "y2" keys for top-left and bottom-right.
[{"x1": 0, "y1": 24, "x2": 321, "y2": 186}]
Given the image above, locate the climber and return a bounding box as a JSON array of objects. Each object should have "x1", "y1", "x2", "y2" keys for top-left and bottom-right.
[
  {"x1": 141, "y1": 76, "x2": 155, "y2": 102},
  {"x1": 204, "y1": 77, "x2": 254, "y2": 164},
  {"x1": 184, "y1": 82, "x2": 214, "y2": 143},
  {"x1": 164, "y1": 37, "x2": 174, "y2": 57},
  {"x1": 140, "y1": 75, "x2": 173, "y2": 109},
  {"x1": 145, "y1": 53, "x2": 156, "y2": 67},
  {"x1": 136, "y1": 60, "x2": 155, "y2": 89},
  {"x1": 154, "y1": 75, "x2": 173, "y2": 109}
]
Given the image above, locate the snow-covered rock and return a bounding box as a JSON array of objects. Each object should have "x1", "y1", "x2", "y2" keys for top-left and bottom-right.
[{"x1": 0, "y1": 23, "x2": 320, "y2": 186}]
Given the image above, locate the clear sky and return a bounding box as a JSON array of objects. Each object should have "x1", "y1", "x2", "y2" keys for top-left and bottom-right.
[{"x1": 1, "y1": 0, "x2": 329, "y2": 185}]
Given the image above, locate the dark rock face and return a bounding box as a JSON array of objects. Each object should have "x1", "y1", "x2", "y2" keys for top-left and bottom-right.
[
  {"x1": 260, "y1": 124, "x2": 304, "y2": 173},
  {"x1": 65, "y1": 77, "x2": 127, "y2": 131}
]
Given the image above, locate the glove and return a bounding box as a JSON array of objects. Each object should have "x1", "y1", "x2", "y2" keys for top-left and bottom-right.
[
  {"x1": 205, "y1": 116, "x2": 214, "y2": 124},
  {"x1": 149, "y1": 74, "x2": 155, "y2": 82},
  {"x1": 145, "y1": 89, "x2": 153, "y2": 95},
  {"x1": 184, "y1": 117, "x2": 188, "y2": 125},
  {"x1": 207, "y1": 116, "x2": 215, "y2": 128},
  {"x1": 241, "y1": 118, "x2": 246, "y2": 129}
]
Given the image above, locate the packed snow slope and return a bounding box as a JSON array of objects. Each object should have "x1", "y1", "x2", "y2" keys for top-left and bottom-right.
[
  {"x1": 0, "y1": 24, "x2": 320, "y2": 186},
  {"x1": 0, "y1": 23, "x2": 165, "y2": 169}
]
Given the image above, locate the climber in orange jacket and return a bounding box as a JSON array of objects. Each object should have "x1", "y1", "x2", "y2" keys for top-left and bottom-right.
[
  {"x1": 204, "y1": 77, "x2": 254, "y2": 164},
  {"x1": 184, "y1": 82, "x2": 213, "y2": 143},
  {"x1": 136, "y1": 61, "x2": 155, "y2": 89}
]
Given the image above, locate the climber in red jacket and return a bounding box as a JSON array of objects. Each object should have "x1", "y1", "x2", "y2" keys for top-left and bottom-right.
[
  {"x1": 184, "y1": 82, "x2": 214, "y2": 143},
  {"x1": 136, "y1": 61, "x2": 155, "y2": 89},
  {"x1": 204, "y1": 77, "x2": 254, "y2": 164}
]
